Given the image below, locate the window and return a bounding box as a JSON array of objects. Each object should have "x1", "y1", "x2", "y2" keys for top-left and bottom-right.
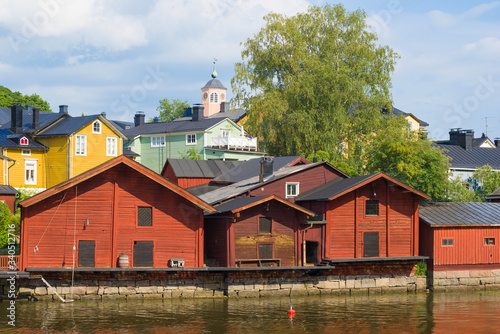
[
  {"x1": 20, "y1": 136, "x2": 29, "y2": 145},
  {"x1": 259, "y1": 217, "x2": 272, "y2": 234},
  {"x1": 484, "y1": 238, "x2": 495, "y2": 245},
  {"x1": 92, "y1": 120, "x2": 101, "y2": 134},
  {"x1": 138, "y1": 207, "x2": 152, "y2": 227},
  {"x1": 210, "y1": 92, "x2": 218, "y2": 103},
  {"x1": 25, "y1": 160, "x2": 37, "y2": 185},
  {"x1": 21, "y1": 149, "x2": 31, "y2": 156},
  {"x1": 150, "y1": 136, "x2": 165, "y2": 147},
  {"x1": 221, "y1": 130, "x2": 230, "y2": 137},
  {"x1": 442, "y1": 239, "x2": 454, "y2": 246},
  {"x1": 75, "y1": 134, "x2": 87, "y2": 156},
  {"x1": 186, "y1": 134, "x2": 196, "y2": 145},
  {"x1": 106, "y1": 136, "x2": 117, "y2": 156},
  {"x1": 258, "y1": 244, "x2": 274, "y2": 259},
  {"x1": 286, "y1": 182, "x2": 299, "y2": 198},
  {"x1": 365, "y1": 200, "x2": 379, "y2": 216}
]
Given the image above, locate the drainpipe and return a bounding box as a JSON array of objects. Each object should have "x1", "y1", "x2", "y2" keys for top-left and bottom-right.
[
  {"x1": 302, "y1": 222, "x2": 314, "y2": 266},
  {"x1": 7, "y1": 158, "x2": 16, "y2": 186}
]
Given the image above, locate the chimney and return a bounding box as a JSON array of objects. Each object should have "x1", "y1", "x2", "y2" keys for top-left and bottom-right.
[
  {"x1": 59, "y1": 105, "x2": 68, "y2": 114},
  {"x1": 259, "y1": 157, "x2": 274, "y2": 183},
  {"x1": 183, "y1": 107, "x2": 192, "y2": 117},
  {"x1": 134, "y1": 111, "x2": 145, "y2": 127},
  {"x1": 101, "y1": 112, "x2": 106, "y2": 118},
  {"x1": 32, "y1": 107, "x2": 40, "y2": 130},
  {"x1": 220, "y1": 102, "x2": 230, "y2": 113},
  {"x1": 449, "y1": 128, "x2": 460, "y2": 145},
  {"x1": 495, "y1": 138, "x2": 500, "y2": 148},
  {"x1": 457, "y1": 129, "x2": 473, "y2": 151},
  {"x1": 192, "y1": 104, "x2": 205, "y2": 122},
  {"x1": 10, "y1": 105, "x2": 23, "y2": 134},
  {"x1": 313, "y1": 156, "x2": 317, "y2": 163},
  {"x1": 153, "y1": 117, "x2": 159, "y2": 123}
]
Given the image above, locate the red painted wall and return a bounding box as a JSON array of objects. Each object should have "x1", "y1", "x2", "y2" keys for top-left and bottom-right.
[
  {"x1": 20, "y1": 164, "x2": 205, "y2": 270},
  {"x1": 0, "y1": 195, "x2": 16, "y2": 214}
]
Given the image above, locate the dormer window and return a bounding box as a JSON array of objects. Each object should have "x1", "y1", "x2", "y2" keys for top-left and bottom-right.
[
  {"x1": 20, "y1": 137, "x2": 29, "y2": 146},
  {"x1": 210, "y1": 92, "x2": 218, "y2": 103},
  {"x1": 92, "y1": 120, "x2": 101, "y2": 134}
]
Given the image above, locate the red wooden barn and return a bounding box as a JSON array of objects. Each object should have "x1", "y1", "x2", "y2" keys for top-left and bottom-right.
[
  {"x1": 0, "y1": 185, "x2": 19, "y2": 214},
  {"x1": 419, "y1": 202, "x2": 500, "y2": 270},
  {"x1": 296, "y1": 173, "x2": 429, "y2": 263},
  {"x1": 205, "y1": 195, "x2": 314, "y2": 267},
  {"x1": 19, "y1": 156, "x2": 215, "y2": 271}
]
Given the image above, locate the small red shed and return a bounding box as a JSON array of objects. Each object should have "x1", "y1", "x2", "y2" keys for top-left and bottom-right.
[
  {"x1": 19, "y1": 156, "x2": 215, "y2": 270},
  {"x1": 419, "y1": 202, "x2": 500, "y2": 270},
  {"x1": 0, "y1": 185, "x2": 19, "y2": 214},
  {"x1": 296, "y1": 173, "x2": 429, "y2": 262},
  {"x1": 205, "y1": 195, "x2": 314, "y2": 267}
]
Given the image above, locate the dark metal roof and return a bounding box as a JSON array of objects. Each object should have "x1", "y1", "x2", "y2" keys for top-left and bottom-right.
[
  {"x1": 167, "y1": 159, "x2": 243, "y2": 179},
  {"x1": 185, "y1": 182, "x2": 227, "y2": 197},
  {"x1": 0, "y1": 185, "x2": 19, "y2": 195},
  {"x1": 211, "y1": 195, "x2": 269, "y2": 214},
  {"x1": 295, "y1": 174, "x2": 375, "y2": 201},
  {"x1": 121, "y1": 117, "x2": 226, "y2": 139},
  {"x1": 487, "y1": 186, "x2": 500, "y2": 200},
  {"x1": 202, "y1": 78, "x2": 226, "y2": 89},
  {"x1": 0, "y1": 108, "x2": 65, "y2": 133},
  {"x1": 123, "y1": 147, "x2": 140, "y2": 157},
  {"x1": 420, "y1": 202, "x2": 500, "y2": 226},
  {"x1": 209, "y1": 108, "x2": 246, "y2": 123},
  {"x1": 437, "y1": 144, "x2": 500, "y2": 169},
  {"x1": 110, "y1": 120, "x2": 134, "y2": 131},
  {"x1": 211, "y1": 156, "x2": 309, "y2": 184},
  {"x1": 36, "y1": 115, "x2": 101, "y2": 137},
  {"x1": 0, "y1": 129, "x2": 47, "y2": 150}
]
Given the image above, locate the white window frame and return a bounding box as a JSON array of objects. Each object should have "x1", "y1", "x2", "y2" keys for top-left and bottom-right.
[
  {"x1": 21, "y1": 149, "x2": 31, "y2": 156},
  {"x1": 25, "y1": 159, "x2": 37, "y2": 185},
  {"x1": 20, "y1": 136, "x2": 29, "y2": 146},
  {"x1": 210, "y1": 92, "x2": 218, "y2": 103},
  {"x1": 150, "y1": 136, "x2": 165, "y2": 147},
  {"x1": 92, "y1": 120, "x2": 101, "y2": 134},
  {"x1": 75, "y1": 134, "x2": 87, "y2": 156},
  {"x1": 106, "y1": 136, "x2": 117, "y2": 156},
  {"x1": 221, "y1": 130, "x2": 230, "y2": 137},
  {"x1": 286, "y1": 182, "x2": 299, "y2": 198},
  {"x1": 186, "y1": 134, "x2": 197, "y2": 145}
]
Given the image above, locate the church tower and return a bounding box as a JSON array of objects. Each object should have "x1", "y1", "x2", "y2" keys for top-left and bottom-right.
[{"x1": 201, "y1": 60, "x2": 227, "y2": 117}]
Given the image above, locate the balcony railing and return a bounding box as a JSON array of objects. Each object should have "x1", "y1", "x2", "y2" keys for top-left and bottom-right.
[{"x1": 209, "y1": 136, "x2": 258, "y2": 151}]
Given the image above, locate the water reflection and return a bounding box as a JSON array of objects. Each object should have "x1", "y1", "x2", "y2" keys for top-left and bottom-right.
[{"x1": 1, "y1": 291, "x2": 499, "y2": 333}]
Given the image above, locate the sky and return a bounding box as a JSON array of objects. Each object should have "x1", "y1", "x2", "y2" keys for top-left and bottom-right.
[{"x1": 0, "y1": 0, "x2": 499, "y2": 141}]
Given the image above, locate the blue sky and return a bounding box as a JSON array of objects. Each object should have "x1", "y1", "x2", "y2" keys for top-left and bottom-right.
[{"x1": 0, "y1": 0, "x2": 499, "y2": 141}]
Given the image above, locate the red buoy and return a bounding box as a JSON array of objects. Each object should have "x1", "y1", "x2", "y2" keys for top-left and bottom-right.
[{"x1": 287, "y1": 300, "x2": 295, "y2": 318}]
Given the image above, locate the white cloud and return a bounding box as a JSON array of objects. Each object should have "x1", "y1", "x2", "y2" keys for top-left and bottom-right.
[{"x1": 463, "y1": 37, "x2": 500, "y2": 57}]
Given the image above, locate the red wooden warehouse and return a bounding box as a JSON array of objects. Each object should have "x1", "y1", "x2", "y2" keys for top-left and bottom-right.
[
  {"x1": 205, "y1": 195, "x2": 315, "y2": 267},
  {"x1": 0, "y1": 185, "x2": 19, "y2": 214},
  {"x1": 419, "y1": 202, "x2": 500, "y2": 271},
  {"x1": 19, "y1": 156, "x2": 215, "y2": 271}
]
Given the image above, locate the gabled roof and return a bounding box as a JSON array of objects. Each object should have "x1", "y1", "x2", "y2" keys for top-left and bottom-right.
[
  {"x1": 295, "y1": 172, "x2": 429, "y2": 202},
  {"x1": 208, "y1": 108, "x2": 246, "y2": 123},
  {"x1": 486, "y1": 186, "x2": 500, "y2": 201},
  {"x1": 437, "y1": 144, "x2": 500, "y2": 170},
  {"x1": 199, "y1": 161, "x2": 348, "y2": 205},
  {"x1": 161, "y1": 159, "x2": 243, "y2": 179},
  {"x1": 35, "y1": 115, "x2": 125, "y2": 139},
  {"x1": 110, "y1": 120, "x2": 134, "y2": 131},
  {"x1": 211, "y1": 156, "x2": 312, "y2": 184},
  {"x1": 420, "y1": 202, "x2": 500, "y2": 227},
  {"x1": 209, "y1": 195, "x2": 315, "y2": 216},
  {"x1": 0, "y1": 130, "x2": 47, "y2": 150},
  {"x1": 390, "y1": 107, "x2": 429, "y2": 126},
  {"x1": 121, "y1": 117, "x2": 228, "y2": 140},
  {"x1": 0, "y1": 108, "x2": 66, "y2": 133},
  {"x1": 0, "y1": 185, "x2": 19, "y2": 195},
  {"x1": 19, "y1": 155, "x2": 216, "y2": 212}
]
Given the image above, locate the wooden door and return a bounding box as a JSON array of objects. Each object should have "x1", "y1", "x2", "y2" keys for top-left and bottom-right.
[
  {"x1": 133, "y1": 241, "x2": 154, "y2": 267},
  {"x1": 78, "y1": 240, "x2": 95, "y2": 267},
  {"x1": 363, "y1": 232, "x2": 379, "y2": 257}
]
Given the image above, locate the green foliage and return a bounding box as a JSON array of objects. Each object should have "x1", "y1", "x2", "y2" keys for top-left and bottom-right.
[
  {"x1": 156, "y1": 98, "x2": 190, "y2": 122},
  {"x1": 179, "y1": 147, "x2": 202, "y2": 160},
  {"x1": 415, "y1": 261, "x2": 427, "y2": 276},
  {"x1": 445, "y1": 165, "x2": 500, "y2": 202},
  {"x1": 0, "y1": 85, "x2": 52, "y2": 112},
  {"x1": 365, "y1": 115, "x2": 450, "y2": 201},
  {"x1": 232, "y1": 4, "x2": 398, "y2": 167},
  {"x1": 0, "y1": 202, "x2": 20, "y2": 249}
]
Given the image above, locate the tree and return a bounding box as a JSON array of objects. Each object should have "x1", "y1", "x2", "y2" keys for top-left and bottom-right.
[
  {"x1": 445, "y1": 165, "x2": 500, "y2": 202},
  {"x1": 179, "y1": 147, "x2": 202, "y2": 160},
  {"x1": 364, "y1": 115, "x2": 450, "y2": 200},
  {"x1": 0, "y1": 202, "x2": 19, "y2": 249},
  {"x1": 156, "y1": 98, "x2": 190, "y2": 122},
  {"x1": 0, "y1": 85, "x2": 52, "y2": 112},
  {"x1": 232, "y1": 4, "x2": 398, "y2": 167}
]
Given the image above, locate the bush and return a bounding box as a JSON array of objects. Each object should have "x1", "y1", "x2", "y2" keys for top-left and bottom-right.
[
  {"x1": 0, "y1": 202, "x2": 19, "y2": 249},
  {"x1": 415, "y1": 261, "x2": 427, "y2": 276}
]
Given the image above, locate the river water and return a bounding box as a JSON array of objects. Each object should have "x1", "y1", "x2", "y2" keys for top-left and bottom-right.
[{"x1": 1, "y1": 291, "x2": 499, "y2": 333}]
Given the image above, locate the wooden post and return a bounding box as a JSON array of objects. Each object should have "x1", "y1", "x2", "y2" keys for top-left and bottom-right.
[
  {"x1": 354, "y1": 190, "x2": 358, "y2": 258},
  {"x1": 111, "y1": 182, "x2": 119, "y2": 268},
  {"x1": 386, "y1": 182, "x2": 390, "y2": 257}
]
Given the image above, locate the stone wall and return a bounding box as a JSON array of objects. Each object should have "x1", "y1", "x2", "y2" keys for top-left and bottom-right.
[
  {"x1": 1, "y1": 269, "x2": 426, "y2": 301},
  {"x1": 429, "y1": 269, "x2": 500, "y2": 291}
]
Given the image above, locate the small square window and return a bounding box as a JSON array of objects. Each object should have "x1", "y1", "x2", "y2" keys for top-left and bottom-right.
[
  {"x1": 259, "y1": 217, "x2": 272, "y2": 234},
  {"x1": 21, "y1": 149, "x2": 31, "y2": 156},
  {"x1": 366, "y1": 200, "x2": 379, "y2": 216},
  {"x1": 442, "y1": 239, "x2": 454, "y2": 246},
  {"x1": 484, "y1": 238, "x2": 495, "y2": 245},
  {"x1": 138, "y1": 207, "x2": 152, "y2": 227},
  {"x1": 186, "y1": 134, "x2": 196, "y2": 145},
  {"x1": 286, "y1": 182, "x2": 299, "y2": 198}
]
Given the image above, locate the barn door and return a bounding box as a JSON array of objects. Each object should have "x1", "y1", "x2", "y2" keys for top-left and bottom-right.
[
  {"x1": 78, "y1": 240, "x2": 95, "y2": 267},
  {"x1": 133, "y1": 241, "x2": 154, "y2": 267},
  {"x1": 363, "y1": 232, "x2": 379, "y2": 257}
]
